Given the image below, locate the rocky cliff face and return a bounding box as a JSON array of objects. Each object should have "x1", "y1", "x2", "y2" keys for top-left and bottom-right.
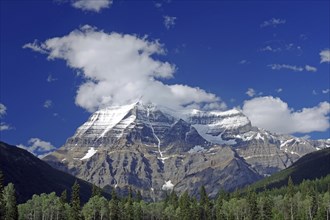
[{"x1": 43, "y1": 102, "x2": 329, "y2": 199}]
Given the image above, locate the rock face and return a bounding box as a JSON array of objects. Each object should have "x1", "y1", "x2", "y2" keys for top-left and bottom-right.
[{"x1": 43, "y1": 102, "x2": 329, "y2": 199}]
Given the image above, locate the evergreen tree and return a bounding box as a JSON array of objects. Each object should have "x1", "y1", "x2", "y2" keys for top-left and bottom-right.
[
  {"x1": 109, "y1": 188, "x2": 119, "y2": 220},
  {"x1": 190, "y1": 197, "x2": 200, "y2": 220},
  {"x1": 70, "y1": 181, "x2": 81, "y2": 220},
  {"x1": 91, "y1": 184, "x2": 102, "y2": 198},
  {"x1": 246, "y1": 188, "x2": 258, "y2": 220},
  {"x1": 215, "y1": 193, "x2": 224, "y2": 220},
  {"x1": 125, "y1": 188, "x2": 134, "y2": 220},
  {"x1": 59, "y1": 190, "x2": 68, "y2": 220},
  {"x1": 178, "y1": 191, "x2": 191, "y2": 220},
  {"x1": 136, "y1": 190, "x2": 142, "y2": 202},
  {"x1": 3, "y1": 183, "x2": 18, "y2": 220},
  {"x1": 133, "y1": 202, "x2": 143, "y2": 220},
  {"x1": 308, "y1": 187, "x2": 318, "y2": 219},
  {"x1": 199, "y1": 186, "x2": 212, "y2": 220},
  {"x1": 60, "y1": 189, "x2": 67, "y2": 204},
  {"x1": 286, "y1": 176, "x2": 295, "y2": 220},
  {"x1": 169, "y1": 190, "x2": 179, "y2": 209}
]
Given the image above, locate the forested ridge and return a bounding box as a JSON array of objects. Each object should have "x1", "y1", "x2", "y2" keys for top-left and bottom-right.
[{"x1": 1, "y1": 167, "x2": 329, "y2": 220}]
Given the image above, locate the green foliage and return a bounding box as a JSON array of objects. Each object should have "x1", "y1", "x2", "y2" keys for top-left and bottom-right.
[
  {"x1": 0, "y1": 169, "x2": 5, "y2": 218},
  {"x1": 70, "y1": 181, "x2": 81, "y2": 220},
  {"x1": 109, "y1": 188, "x2": 119, "y2": 220},
  {"x1": 82, "y1": 195, "x2": 109, "y2": 220},
  {"x1": 18, "y1": 192, "x2": 67, "y2": 220},
  {"x1": 3, "y1": 183, "x2": 18, "y2": 220},
  {"x1": 91, "y1": 184, "x2": 102, "y2": 198},
  {"x1": 7, "y1": 172, "x2": 330, "y2": 220}
]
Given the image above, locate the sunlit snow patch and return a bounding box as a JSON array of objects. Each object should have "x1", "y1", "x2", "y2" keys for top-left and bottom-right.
[
  {"x1": 80, "y1": 147, "x2": 97, "y2": 160},
  {"x1": 162, "y1": 180, "x2": 174, "y2": 190}
]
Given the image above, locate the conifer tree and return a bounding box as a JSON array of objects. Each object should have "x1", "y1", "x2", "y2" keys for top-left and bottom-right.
[
  {"x1": 246, "y1": 187, "x2": 259, "y2": 220},
  {"x1": 136, "y1": 190, "x2": 142, "y2": 202},
  {"x1": 91, "y1": 184, "x2": 102, "y2": 198},
  {"x1": 3, "y1": 183, "x2": 18, "y2": 220},
  {"x1": 199, "y1": 186, "x2": 211, "y2": 220},
  {"x1": 59, "y1": 189, "x2": 68, "y2": 220},
  {"x1": 178, "y1": 191, "x2": 191, "y2": 220},
  {"x1": 169, "y1": 190, "x2": 179, "y2": 209},
  {"x1": 215, "y1": 193, "x2": 224, "y2": 220},
  {"x1": 60, "y1": 189, "x2": 67, "y2": 204},
  {"x1": 287, "y1": 176, "x2": 295, "y2": 220},
  {"x1": 109, "y1": 188, "x2": 119, "y2": 220},
  {"x1": 70, "y1": 181, "x2": 81, "y2": 220},
  {"x1": 190, "y1": 197, "x2": 200, "y2": 220}
]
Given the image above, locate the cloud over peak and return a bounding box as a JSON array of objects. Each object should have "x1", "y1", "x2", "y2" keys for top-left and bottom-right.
[
  {"x1": 71, "y1": 0, "x2": 112, "y2": 12},
  {"x1": 24, "y1": 25, "x2": 224, "y2": 112},
  {"x1": 243, "y1": 96, "x2": 330, "y2": 134}
]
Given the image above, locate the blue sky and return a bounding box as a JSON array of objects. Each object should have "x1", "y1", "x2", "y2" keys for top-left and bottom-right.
[{"x1": 0, "y1": 0, "x2": 329, "y2": 151}]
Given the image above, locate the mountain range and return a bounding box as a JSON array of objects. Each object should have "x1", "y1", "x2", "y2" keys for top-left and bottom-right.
[{"x1": 42, "y1": 102, "x2": 329, "y2": 200}]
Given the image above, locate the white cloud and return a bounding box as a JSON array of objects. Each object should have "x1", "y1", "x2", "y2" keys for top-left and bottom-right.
[
  {"x1": 154, "y1": 2, "x2": 162, "y2": 8},
  {"x1": 246, "y1": 88, "x2": 256, "y2": 97},
  {"x1": 0, "y1": 103, "x2": 7, "y2": 118},
  {"x1": 276, "y1": 88, "x2": 283, "y2": 93},
  {"x1": 18, "y1": 138, "x2": 56, "y2": 158},
  {"x1": 260, "y1": 42, "x2": 302, "y2": 54},
  {"x1": 313, "y1": 90, "x2": 318, "y2": 95},
  {"x1": 268, "y1": 64, "x2": 317, "y2": 72},
  {"x1": 0, "y1": 123, "x2": 12, "y2": 131},
  {"x1": 260, "y1": 18, "x2": 286, "y2": 28},
  {"x1": 0, "y1": 103, "x2": 12, "y2": 131},
  {"x1": 268, "y1": 64, "x2": 304, "y2": 72},
  {"x1": 47, "y1": 74, "x2": 57, "y2": 82},
  {"x1": 43, "y1": 100, "x2": 53, "y2": 108},
  {"x1": 260, "y1": 45, "x2": 282, "y2": 52},
  {"x1": 163, "y1": 16, "x2": 177, "y2": 29},
  {"x1": 23, "y1": 40, "x2": 48, "y2": 54},
  {"x1": 24, "y1": 25, "x2": 224, "y2": 112},
  {"x1": 305, "y1": 65, "x2": 317, "y2": 72},
  {"x1": 320, "y1": 49, "x2": 330, "y2": 63},
  {"x1": 239, "y1": 60, "x2": 250, "y2": 64},
  {"x1": 322, "y1": 89, "x2": 330, "y2": 94},
  {"x1": 71, "y1": 0, "x2": 112, "y2": 12},
  {"x1": 242, "y1": 96, "x2": 330, "y2": 134}
]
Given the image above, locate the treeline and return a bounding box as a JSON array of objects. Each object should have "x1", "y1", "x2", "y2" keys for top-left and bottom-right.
[{"x1": 1, "y1": 168, "x2": 329, "y2": 220}]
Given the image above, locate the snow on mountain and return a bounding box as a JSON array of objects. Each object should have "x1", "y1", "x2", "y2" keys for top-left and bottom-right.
[
  {"x1": 162, "y1": 180, "x2": 174, "y2": 190},
  {"x1": 80, "y1": 147, "x2": 97, "y2": 160},
  {"x1": 74, "y1": 102, "x2": 137, "y2": 139}
]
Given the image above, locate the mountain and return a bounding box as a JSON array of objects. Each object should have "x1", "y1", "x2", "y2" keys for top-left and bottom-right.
[
  {"x1": 43, "y1": 102, "x2": 329, "y2": 200},
  {"x1": 0, "y1": 141, "x2": 106, "y2": 203},
  {"x1": 251, "y1": 147, "x2": 330, "y2": 190}
]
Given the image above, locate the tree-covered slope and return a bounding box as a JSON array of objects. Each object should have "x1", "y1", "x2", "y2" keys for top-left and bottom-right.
[{"x1": 252, "y1": 147, "x2": 330, "y2": 190}]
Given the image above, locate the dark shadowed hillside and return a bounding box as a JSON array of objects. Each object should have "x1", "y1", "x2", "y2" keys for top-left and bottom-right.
[{"x1": 0, "y1": 141, "x2": 108, "y2": 203}]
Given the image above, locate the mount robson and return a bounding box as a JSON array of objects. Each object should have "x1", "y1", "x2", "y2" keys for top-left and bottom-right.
[{"x1": 43, "y1": 102, "x2": 330, "y2": 200}]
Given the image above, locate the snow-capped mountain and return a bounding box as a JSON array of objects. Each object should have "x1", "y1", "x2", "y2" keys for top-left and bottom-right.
[{"x1": 43, "y1": 102, "x2": 329, "y2": 199}]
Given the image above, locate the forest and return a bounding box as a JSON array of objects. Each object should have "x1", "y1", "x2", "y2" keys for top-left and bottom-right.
[{"x1": 1, "y1": 169, "x2": 329, "y2": 220}]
